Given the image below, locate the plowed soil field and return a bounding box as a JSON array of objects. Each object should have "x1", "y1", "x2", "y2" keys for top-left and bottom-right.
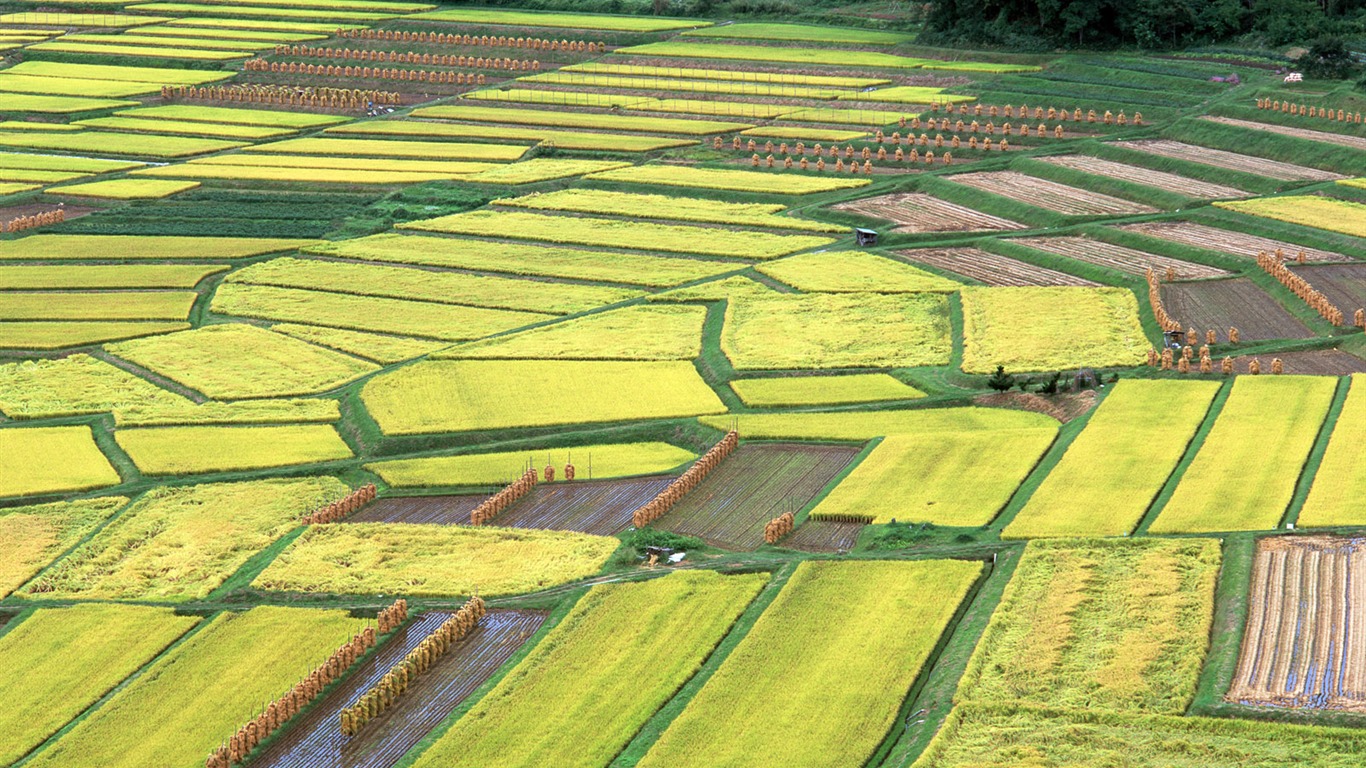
[
  {"x1": 1016, "y1": 236, "x2": 1231, "y2": 280},
  {"x1": 254, "y1": 609, "x2": 545, "y2": 768},
  {"x1": 1036, "y1": 154, "x2": 1250, "y2": 199},
  {"x1": 1118, "y1": 221, "x2": 1346, "y2": 263},
  {"x1": 1161, "y1": 278, "x2": 1313, "y2": 340},
  {"x1": 1202, "y1": 116, "x2": 1366, "y2": 152},
  {"x1": 1290, "y1": 264, "x2": 1366, "y2": 316},
  {"x1": 350, "y1": 496, "x2": 483, "y2": 525},
  {"x1": 832, "y1": 192, "x2": 1026, "y2": 234},
  {"x1": 945, "y1": 171, "x2": 1159, "y2": 215},
  {"x1": 780, "y1": 519, "x2": 864, "y2": 552},
  {"x1": 654, "y1": 442, "x2": 860, "y2": 550},
  {"x1": 1225, "y1": 349, "x2": 1366, "y2": 375},
  {"x1": 1113, "y1": 139, "x2": 1342, "y2": 181},
  {"x1": 1229, "y1": 536, "x2": 1366, "y2": 712},
  {"x1": 896, "y1": 247, "x2": 1098, "y2": 286}
]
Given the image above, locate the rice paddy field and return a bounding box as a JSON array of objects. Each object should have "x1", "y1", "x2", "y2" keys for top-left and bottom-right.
[{"x1": 8, "y1": 7, "x2": 1366, "y2": 766}]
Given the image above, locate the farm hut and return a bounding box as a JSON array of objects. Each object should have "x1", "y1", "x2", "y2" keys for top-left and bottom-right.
[{"x1": 854, "y1": 228, "x2": 879, "y2": 247}]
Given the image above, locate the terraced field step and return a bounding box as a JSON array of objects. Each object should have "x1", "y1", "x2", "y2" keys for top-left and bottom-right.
[
  {"x1": 1014, "y1": 235, "x2": 1231, "y2": 280},
  {"x1": 1161, "y1": 277, "x2": 1314, "y2": 341},
  {"x1": 654, "y1": 442, "x2": 861, "y2": 550},
  {"x1": 832, "y1": 191, "x2": 1026, "y2": 234},
  {"x1": 253, "y1": 609, "x2": 545, "y2": 768},
  {"x1": 780, "y1": 519, "x2": 865, "y2": 553},
  {"x1": 896, "y1": 246, "x2": 1098, "y2": 287},
  {"x1": 1112, "y1": 139, "x2": 1342, "y2": 182},
  {"x1": 1116, "y1": 221, "x2": 1347, "y2": 263}
]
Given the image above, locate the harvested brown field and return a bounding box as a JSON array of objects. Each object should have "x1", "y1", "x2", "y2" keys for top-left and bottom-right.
[
  {"x1": 944, "y1": 171, "x2": 1159, "y2": 215},
  {"x1": 780, "y1": 519, "x2": 864, "y2": 553},
  {"x1": 350, "y1": 476, "x2": 672, "y2": 534},
  {"x1": 1229, "y1": 536, "x2": 1366, "y2": 712},
  {"x1": 491, "y1": 475, "x2": 673, "y2": 534},
  {"x1": 896, "y1": 247, "x2": 1099, "y2": 287},
  {"x1": 350, "y1": 495, "x2": 483, "y2": 525},
  {"x1": 973, "y1": 389, "x2": 1099, "y2": 423},
  {"x1": 1036, "y1": 154, "x2": 1250, "y2": 199},
  {"x1": 653, "y1": 442, "x2": 861, "y2": 550},
  {"x1": 1118, "y1": 221, "x2": 1347, "y2": 263},
  {"x1": 1161, "y1": 277, "x2": 1314, "y2": 340},
  {"x1": 1015, "y1": 236, "x2": 1231, "y2": 280},
  {"x1": 1290, "y1": 264, "x2": 1366, "y2": 316},
  {"x1": 1225, "y1": 349, "x2": 1366, "y2": 375},
  {"x1": 831, "y1": 192, "x2": 1025, "y2": 234},
  {"x1": 1203, "y1": 115, "x2": 1366, "y2": 152},
  {"x1": 1113, "y1": 139, "x2": 1342, "y2": 182},
  {"x1": 254, "y1": 609, "x2": 545, "y2": 768}
]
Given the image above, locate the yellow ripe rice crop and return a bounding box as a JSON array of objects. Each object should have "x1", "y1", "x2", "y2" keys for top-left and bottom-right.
[
  {"x1": 1005, "y1": 379, "x2": 1221, "y2": 539},
  {"x1": 584, "y1": 164, "x2": 871, "y2": 195},
  {"x1": 0, "y1": 425, "x2": 119, "y2": 499},
  {"x1": 0, "y1": 264, "x2": 224, "y2": 290},
  {"x1": 115, "y1": 424, "x2": 353, "y2": 475},
  {"x1": 1217, "y1": 195, "x2": 1366, "y2": 238},
  {"x1": 0, "y1": 94, "x2": 138, "y2": 113},
  {"x1": 0, "y1": 604, "x2": 200, "y2": 767},
  {"x1": 916, "y1": 702, "x2": 1366, "y2": 767},
  {"x1": 304, "y1": 233, "x2": 739, "y2": 287},
  {"x1": 442, "y1": 305, "x2": 707, "y2": 361},
  {"x1": 325, "y1": 120, "x2": 692, "y2": 152},
  {"x1": 0, "y1": 496, "x2": 123, "y2": 597},
  {"x1": 27, "y1": 41, "x2": 253, "y2": 60},
  {"x1": 1299, "y1": 375, "x2": 1366, "y2": 527},
  {"x1": 465, "y1": 88, "x2": 652, "y2": 109},
  {"x1": 650, "y1": 275, "x2": 778, "y2": 302},
  {"x1": 269, "y1": 324, "x2": 446, "y2": 364},
  {"x1": 212, "y1": 283, "x2": 551, "y2": 341},
  {"x1": 499, "y1": 189, "x2": 842, "y2": 232},
  {"x1": 244, "y1": 137, "x2": 528, "y2": 161},
  {"x1": 837, "y1": 86, "x2": 977, "y2": 104},
  {"x1": 26, "y1": 606, "x2": 360, "y2": 768},
  {"x1": 113, "y1": 397, "x2": 340, "y2": 427},
  {"x1": 0, "y1": 152, "x2": 140, "y2": 173},
  {"x1": 399, "y1": 210, "x2": 835, "y2": 259},
  {"x1": 0, "y1": 234, "x2": 311, "y2": 260},
  {"x1": 955, "y1": 538, "x2": 1220, "y2": 713},
  {"x1": 628, "y1": 98, "x2": 790, "y2": 119},
  {"x1": 722, "y1": 292, "x2": 952, "y2": 369},
  {"x1": 3, "y1": 60, "x2": 232, "y2": 84},
  {"x1": 366, "y1": 441, "x2": 697, "y2": 488},
  {"x1": 23, "y1": 477, "x2": 347, "y2": 601},
  {"x1": 411, "y1": 104, "x2": 749, "y2": 135},
  {"x1": 1150, "y1": 375, "x2": 1336, "y2": 534},
  {"x1": 361, "y1": 359, "x2": 726, "y2": 435},
  {"x1": 0, "y1": 73, "x2": 165, "y2": 98},
  {"x1": 730, "y1": 373, "x2": 925, "y2": 407},
  {"x1": 812, "y1": 428, "x2": 1057, "y2": 525},
  {"x1": 780, "y1": 106, "x2": 962, "y2": 125},
  {"x1": 408, "y1": 7, "x2": 710, "y2": 31},
  {"x1": 0, "y1": 130, "x2": 246, "y2": 157},
  {"x1": 226, "y1": 256, "x2": 642, "y2": 314},
  {"x1": 186, "y1": 154, "x2": 495, "y2": 174},
  {"x1": 134, "y1": 24, "x2": 329, "y2": 41},
  {"x1": 0, "y1": 12, "x2": 167, "y2": 26},
  {"x1": 116, "y1": 104, "x2": 347, "y2": 127},
  {"x1": 757, "y1": 250, "x2": 961, "y2": 292},
  {"x1": 701, "y1": 407, "x2": 1058, "y2": 440},
  {"x1": 960, "y1": 287, "x2": 1147, "y2": 374},
  {"x1": 463, "y1": 159, "x2": 633, "y2": 185},
  {"x1": 0, "y1": 168, "x2": 86, "y2": 183},
  {"x1": 0, "y1": 291, "x2": 196, "y2": 321},
  {"x1": 253, "y1": 523, "x2": 620, "y2": 597},
  {"x1": 409, "y1": 571, "x2": 766, "y2": 768},
  {"x1": 77, "y1": 116, "x2": 296, "y2": 139},
  {"x1": 135, "y1": 164, "x2": 462, "y2": 185},
  {"x1": 682, "y1": 21, "x2": 911, "y2": 44},
  {"x1": 106, "y1": 324, "x2": 377, "y2": 400},
  {"x1": 47, "y1": 178, "x2": 199, "y2": 199},
  {"x1": 565, "y1": 62, "x2": 889, "y2": 88},
  {"x1": 162, "y1": 17, "x2": 363, "y2": 32},
  {"x1": 0, "y1": 321, "x2": 189, "y2": 350},
  {"x1": 740, "y1": 126, "x2": 869, "y2": 141},
  {"x1": 522, "y1": 72, "x2": 844, "y2": 100},
  {"x1": 639, "y1": 560, "x2": 980, "y2": 768},
  {"x1": 616, "y1": 41, "x2": 933, "y2": 69},
  {"x1": 0, "y1": 181, "x2": 38, "y2": 194},
  {"x1": 124, "y1": 3, "x2": 397, "y2": 21},
  {"x1": 0, "y1": 353, "x2": 186, "y2": 419},
  {"x1": 60, "y1": 33, "x2": 276, "y2": 51}
]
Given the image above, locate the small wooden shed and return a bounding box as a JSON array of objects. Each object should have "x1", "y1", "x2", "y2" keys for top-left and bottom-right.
[{"x1": 854, "y1": 228, "x2": 879, "y2": 247}]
